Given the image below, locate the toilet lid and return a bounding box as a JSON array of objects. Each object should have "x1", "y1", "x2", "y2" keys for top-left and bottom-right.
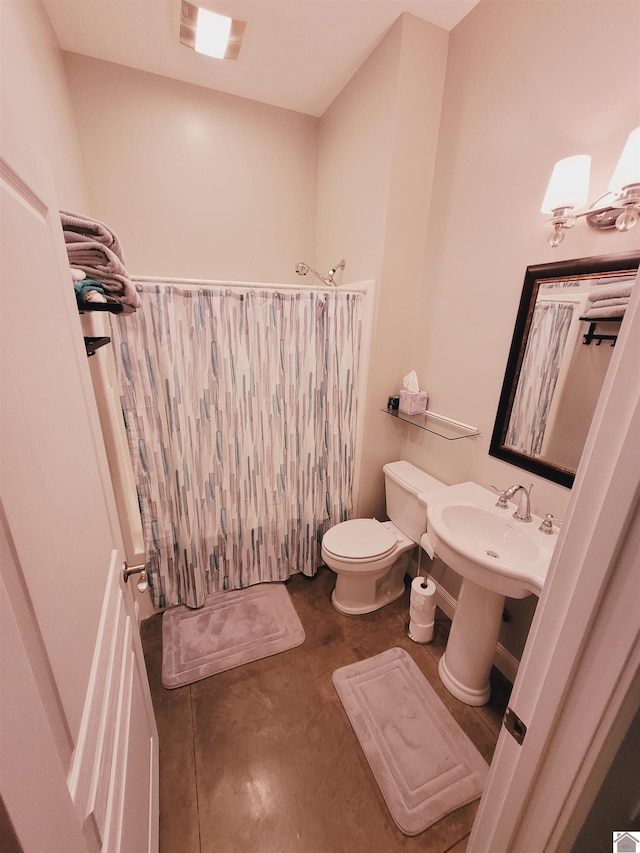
[{"x1": 322, "y1": 519, "x2": 397, "y2": 560}]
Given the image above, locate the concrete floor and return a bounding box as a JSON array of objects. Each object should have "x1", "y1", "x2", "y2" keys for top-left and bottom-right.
[{"x1": 141, "y1": 567, "x2": 512, "y2": 853}]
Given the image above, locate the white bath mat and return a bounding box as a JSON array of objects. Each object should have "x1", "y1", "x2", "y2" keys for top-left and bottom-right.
[
  {"x1": 162, "y1": 583, "x2": 305, "y2": 688},
  {"x1": 332, "y1": 647, "x2": 488, "y2": 836}
]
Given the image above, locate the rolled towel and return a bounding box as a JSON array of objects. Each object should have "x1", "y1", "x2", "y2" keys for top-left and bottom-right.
[
  {"x1": 70, "y1": 266, "x2": 86, "y2": 282},
  {"x1": 587, "y1": 281, "x2": 633, "y2": 302},
  {"x1": 583, "y1": 304, "x2": 626, "y2": 319},
  {"x1": 74, "y1": 279, "x2": 107, "y2": 310}
]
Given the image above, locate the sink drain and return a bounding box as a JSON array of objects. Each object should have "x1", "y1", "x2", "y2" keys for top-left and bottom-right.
[{"x1": 486, "y1": 550, "x2": 499, "y2": 558}]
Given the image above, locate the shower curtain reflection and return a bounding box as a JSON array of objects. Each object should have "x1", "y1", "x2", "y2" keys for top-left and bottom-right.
[
  {"x1": 111, "y1": 283, "x2": 362, "y2": 608},
  {"x1": 504, "y1": 300, "x2": 574, "y2": 457}
]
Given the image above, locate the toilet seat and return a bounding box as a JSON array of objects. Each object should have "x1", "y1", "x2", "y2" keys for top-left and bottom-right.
[{"x1": 322, "y1": 519, "x2": 397, "y2": 562}]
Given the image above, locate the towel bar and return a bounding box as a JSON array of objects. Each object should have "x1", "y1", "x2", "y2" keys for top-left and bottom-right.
[{"x1": 579, "y1": 316, "x2": 622, "y2": 346}]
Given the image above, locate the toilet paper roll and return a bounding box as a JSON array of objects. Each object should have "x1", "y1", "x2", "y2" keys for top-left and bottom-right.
[
  {"x1": 411, "y1": 577, "x2": 435, "y2": 622},
  {"x1": 408, "y1": 619, "x2": 434, "y2": 644},
  {"x1": 410, "y1": 575, "x2": 436, "y2": 611},
  {"x1": 410, "y1": 603, "x2": 435, "y2": 624},
  {"x1": 408, "y1": 576, "x2": 436, "y2": 643}
]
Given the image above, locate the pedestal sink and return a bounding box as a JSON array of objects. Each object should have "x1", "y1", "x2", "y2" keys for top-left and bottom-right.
[{"x1": 426, "y1": 482, "x2": 556, "y2": 706}]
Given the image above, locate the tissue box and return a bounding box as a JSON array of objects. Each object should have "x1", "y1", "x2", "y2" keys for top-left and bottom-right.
[{"x1": 399, "y1": 390, "x2": 429, "y2": 414}]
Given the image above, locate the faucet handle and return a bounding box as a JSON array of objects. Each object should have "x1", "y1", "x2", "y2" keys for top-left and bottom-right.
[
  {"x1": 490, "y1": 485, "x2": 509, "y2": 509},
  {"x1": 538, "y1": 513, "x2": 563, "y2": 534}
]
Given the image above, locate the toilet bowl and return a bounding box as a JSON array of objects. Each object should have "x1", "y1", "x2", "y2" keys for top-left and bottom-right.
[
  {"x1": 321, "y1": 461, "x2": 445, "y2": 615},
  {"x1": 321, "y1": 518, "x2": 414, "y2": 615}
]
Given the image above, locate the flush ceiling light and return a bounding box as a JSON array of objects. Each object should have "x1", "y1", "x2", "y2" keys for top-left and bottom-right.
[
  {"x1": 180, "y1": 1, "x2": 246, "y2": 60},
  {"x1": 542, "y1": 127, "x2": 640, "y2": 247}
]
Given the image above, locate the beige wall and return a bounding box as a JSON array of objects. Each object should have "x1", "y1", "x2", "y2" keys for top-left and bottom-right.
[
  {"x1": 0, "y1": 0, "x2": 88, "y2": 209},
  {"x1": 63, "y1": 53, "x2": 318, "y2": 284},
  {"x1": 402, "y1": 0, "x2": 640, "y2": 658},
  {"x1": 406, "y1": 0, "x2": 640, "y2": 512},
  {"x1": 5, "y1": 0, "x2": 639, "y2": 665},
  {"x1": 317, "y1": 14, "x2": 449, "y2": 518}
]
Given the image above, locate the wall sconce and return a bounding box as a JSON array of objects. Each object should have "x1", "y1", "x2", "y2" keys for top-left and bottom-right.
[{"x1": 542, "y1": 128, "x2": 640, "y2": 247}]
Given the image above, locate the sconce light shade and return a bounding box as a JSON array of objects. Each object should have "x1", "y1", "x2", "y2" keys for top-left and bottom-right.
[
  {"x1": 541, "y1": 154, "x2": 591, "y2": 213},
  {"x1": 542, "y1": 128, "x2": 640, "y2": 245},
  {"x1": 608, "y1": 127, "x2": 640, "y2": 193}
]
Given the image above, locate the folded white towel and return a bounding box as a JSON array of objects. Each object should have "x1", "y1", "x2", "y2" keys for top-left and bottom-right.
[
  {"x1": 587, "y1": 281, "x2": 633, "y2": 302},
  {"x1": 585, "y1": 296, "x2": 629, "y2": 309},
  {"x1": 584, "y1": 304, "x2": 626, "y2": 319},
  {"x1": 590, "y1": 274, "x2": 635, "y2": 286}
]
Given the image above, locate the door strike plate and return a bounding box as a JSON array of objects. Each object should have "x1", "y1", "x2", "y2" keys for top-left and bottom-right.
[{"x1": 504, "y1": 707, "x2": 527, "y2": 745}]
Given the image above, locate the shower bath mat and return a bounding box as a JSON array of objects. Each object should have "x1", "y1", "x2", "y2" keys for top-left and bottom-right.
[
  {"x1": 332, "y1": 647, "x2": 488, "y2": 836},
  {"x1": 162, "y1": 583, "x2": 305, "y2": 688}
]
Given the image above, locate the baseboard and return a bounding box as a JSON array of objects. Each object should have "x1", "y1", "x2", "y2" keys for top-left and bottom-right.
[{"x1": 432, "y1": 581, "x2": 520, "y2": 685}]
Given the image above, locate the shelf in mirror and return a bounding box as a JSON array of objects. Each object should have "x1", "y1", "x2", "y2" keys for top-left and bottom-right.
[
  {"x1": 382, "y1": 408, "x2": 480, "y2": 440},
  {"x1": 579, "y1": 315, "x2": 623, "y2": 347}
]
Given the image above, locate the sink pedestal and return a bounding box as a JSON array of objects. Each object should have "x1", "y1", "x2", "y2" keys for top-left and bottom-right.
[
  {"x1": 425, "y1": 481, "x2": 553, "y2": 706},
  {"x1": 438, "y1": 578, "x2": 505, "y2": 706}
]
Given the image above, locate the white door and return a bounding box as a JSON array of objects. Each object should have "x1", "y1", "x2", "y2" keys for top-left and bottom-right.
[{"x1": 0, "y1": 103, "x2": 158, "y2": 852}]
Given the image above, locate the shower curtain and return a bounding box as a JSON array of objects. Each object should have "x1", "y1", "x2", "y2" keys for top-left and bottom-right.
[
  {"x1": 111, "y1": 283, "x2": 362, "y2": 608},
  {"x1": 505, "y1": 300, "x2": 575, "y2": 457}
]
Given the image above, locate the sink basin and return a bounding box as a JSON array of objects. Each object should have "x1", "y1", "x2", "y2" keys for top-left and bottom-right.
[
  {"x1": 427, "y1": 482, "x2": 555, "y2": 598},
  {"x1": 424, "y1": 481, "x2": 557, "y2": 705}
]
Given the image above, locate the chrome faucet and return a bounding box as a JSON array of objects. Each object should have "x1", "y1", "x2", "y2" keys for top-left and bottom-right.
[{"x1": 496, "y1": 483, "x2": 533, "y2": 522}]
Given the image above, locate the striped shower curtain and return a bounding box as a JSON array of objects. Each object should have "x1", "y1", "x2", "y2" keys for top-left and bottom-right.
[
  {"x1": 504, "y1": 300, "x2": 575, "y2": 457},
  {"x1": 111, "y1": 283, "x2": 362, "y2": 608}
]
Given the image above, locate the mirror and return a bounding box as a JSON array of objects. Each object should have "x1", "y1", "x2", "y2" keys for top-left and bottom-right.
[{"x1": 490, "y1": 251, "x2": 639, "y2": 488}]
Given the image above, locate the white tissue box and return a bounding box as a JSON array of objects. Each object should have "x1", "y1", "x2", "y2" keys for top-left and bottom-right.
[{"x1": 399, "y1": 390, "x2": 429, "y2": 414}]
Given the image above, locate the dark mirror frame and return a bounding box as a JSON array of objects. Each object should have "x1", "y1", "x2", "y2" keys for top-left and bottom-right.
[{"x1": 490, "y1": 251, "x2": 640, "y2": 489}]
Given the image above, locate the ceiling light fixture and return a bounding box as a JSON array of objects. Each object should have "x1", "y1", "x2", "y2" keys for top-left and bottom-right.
[
  {"x1": 195, "y1": 8, "x2": 231, "y2": 58},
  {"x1": 542, "y1": 127, "x2": 640, "y2": 247},
  {"x1": 180, "y1": 1, "x2": 246, "y2": 60}
]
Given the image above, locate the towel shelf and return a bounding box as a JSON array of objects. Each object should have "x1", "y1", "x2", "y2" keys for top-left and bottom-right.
[
  {"x1": 579, "y1": 316, "x2": 623, "y2": 346},
  {"x1": 78, "y1": 302, "x2": 135, "y2": 315},
  {"x1": 84, "y1": 336, "x2": 111, "y2": 357},
  {"x1": 382, "y1": 408, "x2": 480, "y2": 440}
]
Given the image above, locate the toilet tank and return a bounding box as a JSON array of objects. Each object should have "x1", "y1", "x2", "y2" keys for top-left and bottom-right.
[{"x1": 383, "y1": 461, "x2": 445, "y2": 543}]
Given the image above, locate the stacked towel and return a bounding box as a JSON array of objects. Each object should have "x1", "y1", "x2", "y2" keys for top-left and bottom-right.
[
  {"x1": 584, "y1": 278, "x2": 634, "y2": 320},
  {"x1": 60, "y1": 210, "x2": 140, "y2": 310}
]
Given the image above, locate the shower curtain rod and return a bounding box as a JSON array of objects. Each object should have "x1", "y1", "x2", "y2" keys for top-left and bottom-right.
[{"x1": 132, "y1": 275, "x2": 368, "y2": 295}]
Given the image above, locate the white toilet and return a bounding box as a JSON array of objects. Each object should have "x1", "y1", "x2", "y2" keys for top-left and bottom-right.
[{"x1": 321, "y1": 461, "x2": 445, "y2": 615}]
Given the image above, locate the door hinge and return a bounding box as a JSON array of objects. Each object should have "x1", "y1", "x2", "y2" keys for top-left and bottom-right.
[{"x1": 504, "y1": 706, "x2": 527, "y2": 745}]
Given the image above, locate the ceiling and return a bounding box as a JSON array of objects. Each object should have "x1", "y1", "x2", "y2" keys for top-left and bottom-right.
[{"x1": 42, "y1": 0, "x2": 480, "y2": 117}]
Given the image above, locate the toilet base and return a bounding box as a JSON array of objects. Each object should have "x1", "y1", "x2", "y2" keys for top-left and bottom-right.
[
  {"x1": 331, "y1": 582, "x2": 405, "y2": 616},
  {"x1": 329, "y1": 552, "x2": 411, "y2": 616}
]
